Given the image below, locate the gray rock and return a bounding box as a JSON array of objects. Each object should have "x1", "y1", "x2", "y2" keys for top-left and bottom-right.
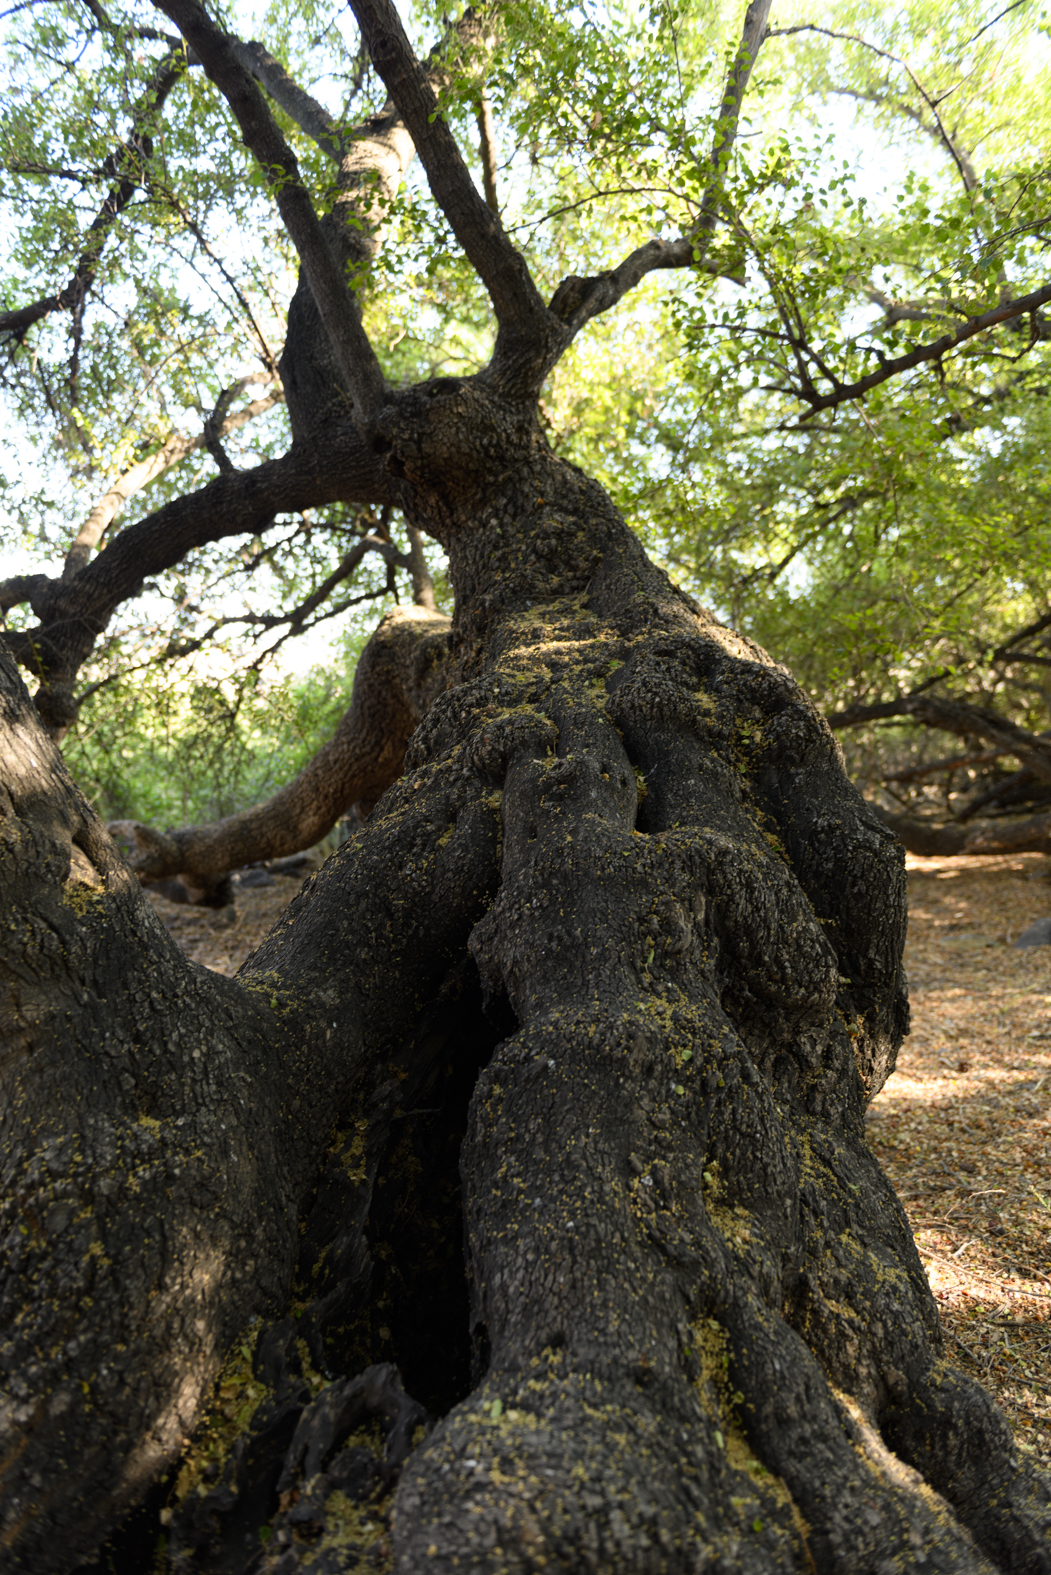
[{"x1": 1014, "y1": 916, "x2": 1051, "y2": 947}]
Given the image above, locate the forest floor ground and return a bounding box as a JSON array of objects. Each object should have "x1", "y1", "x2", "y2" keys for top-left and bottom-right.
[{"x1": 147, "y1": 847, "x2": 1051, "y2": 1471}]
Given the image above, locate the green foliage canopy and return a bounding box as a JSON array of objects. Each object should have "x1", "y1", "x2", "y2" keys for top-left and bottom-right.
[{"x1": 1, "y1": 0, "x2": 1049, "y2": 812}]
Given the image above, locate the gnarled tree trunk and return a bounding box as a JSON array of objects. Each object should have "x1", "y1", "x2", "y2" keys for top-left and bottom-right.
[
  {"x1": 2, "y1": 382, "x2": 1048, "y2": 1574},
  {"x1": 2, "y1": 0, "x2": 1048, "y2": 1566}
]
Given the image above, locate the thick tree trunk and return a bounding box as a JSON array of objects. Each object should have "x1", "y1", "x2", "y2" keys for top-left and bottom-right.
[
  {"x1": 2, "y1": 384, "x2": 1048, "y2": 1573},
  {"x1": 109, "y1": 603, "x2": 451, "y2": 904}
]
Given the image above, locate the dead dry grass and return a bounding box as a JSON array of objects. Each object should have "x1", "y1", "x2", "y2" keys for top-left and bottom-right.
[{"x1": 149, "y1": 851, "x2": 1051, "y2": 1466}]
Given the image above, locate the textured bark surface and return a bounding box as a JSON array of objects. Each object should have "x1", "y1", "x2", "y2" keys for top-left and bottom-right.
[
  {"x1": 109, "y1": 603, "x2": 451, "y2": 902},
  {"x1": 3, "y1": 380, "x2": 1048, "y2": 1575}
]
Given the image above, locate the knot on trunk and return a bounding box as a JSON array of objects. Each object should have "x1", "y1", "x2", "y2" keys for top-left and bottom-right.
[{"x1": 466, "y1": 710, "x2": 558, "y2": 783}]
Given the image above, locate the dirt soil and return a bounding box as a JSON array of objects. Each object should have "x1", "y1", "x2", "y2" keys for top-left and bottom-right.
[{"x1": 147, "y1": 849, "x2": 1051, "y2": 1470}]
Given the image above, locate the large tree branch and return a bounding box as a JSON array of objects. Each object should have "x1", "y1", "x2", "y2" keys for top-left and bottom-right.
[
  {"x1": 111, "y1": 603, "x2": 451, "y2": 899},
  {"x1": 0, "y1": 379, "x2": 285, "y2": 606},
  {"x1": 229, "y1": 37, "x2": 348, "y2": 161},
  {"x1": 873, "y1": 804, "x2": 1051, "y2": 858},
  {"x1": 1, "y1": 423, "x2": 399, "y2": 735},
  {"x1": 882, "y1": 745, "x2": 1008, "y2": 784},
  {"x1": 153, "y1": 0, "x2": 388, "y2": 430},
  {"x1": 346, "y1": 0, "x2": 558, "y2": 372},
  {"x1": 991, "y1": 608, "x2": 1051, "y2": 662},
  {"x1": 59, "y1": 376, "x2": 284, "y2": 580},
  {"x1": 692, "y1": 0, "x2": 774, "y2": 246}
]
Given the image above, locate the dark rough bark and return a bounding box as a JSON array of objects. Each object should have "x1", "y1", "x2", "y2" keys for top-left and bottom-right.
[
  {"x1": 3, "y1": 381, "x2": 1048, "y2": 1575},
  {"x1": 109, "y1": 603, "x2": 451, "y2": 903},
  {"x1": 0, "y1": 615, "x2": 497, "y2": 1572}
]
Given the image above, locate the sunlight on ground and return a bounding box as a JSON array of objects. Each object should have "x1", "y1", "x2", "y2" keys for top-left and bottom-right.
[{"x1": 867, "y1": 852, "x2": 1051, "y2": 1469}]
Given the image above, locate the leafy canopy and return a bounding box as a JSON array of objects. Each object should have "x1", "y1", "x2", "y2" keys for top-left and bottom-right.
[{"x1": 1, "y1": 0, "x2": 1049, "y2": 808}]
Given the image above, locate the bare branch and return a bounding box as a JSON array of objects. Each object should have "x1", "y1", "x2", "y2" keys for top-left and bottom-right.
[
  {"x1": 149, "y1": 183, "x2": 279, "y2": 369},
  {"x1": 766, "y1": 24, "x2": 977, "y2": 193},
  {"x1": 829, "y1": 86, "x2": 979, "y2": 191},
  {"x1": 52, "y1": 377, "x2": 284, "y2": 581},
  {"x1": 79, "y1": 0, "x2": 181, "y2": 46},
  {"x1": 787, "y1": 279, "x2": 1051, "y2": 419},
  {"x1": 153, "y1": 0, "x2": 388, "y2": 430},
  {"x1": 231, "y1": 16, "x2": 504, "y2": 327},
  {"x1": 829, "y1": 692, "x2": 1051, "y2": 784},
  {"x1": 882, "y1": 746, "x2": 1009, "y2": 783},
  {"x1": 200, "y1": 386, "x2": 240, "y2": 474},
  {"x1": 964, "y1": 0, "x2": 1030, "y2": 47},
  {"x1": 281, "y1": 531, "x2": 411, "y2": 634},
  {"x1": 0, "y1": 420, "x2": 399, "y2": 734}
]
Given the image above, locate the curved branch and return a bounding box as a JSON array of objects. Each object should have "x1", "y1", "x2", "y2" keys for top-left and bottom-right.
[
  {"x1": 0, "y1": 380, "x2": 285, "y2": 606},
  {"x1": 64, "y1": 377, "x2": 283, "y2": 580},
  {"x1": 111, "y1": 604, "x2": 451, "y2": 899},
  {"x1": 787, "y1": 279, "x2": 1051, "y2": 418},
  {"x1": 766, "y1": 22, "x2": 977, "y2": 194},
  {"x1": 1, "y1": 423, "x2": 400, "y2": 735},
  {"x1": 831, "y1": 85, "x2": 979, "y2": 191},
  {"x1": 828, "y1": 692, "x2": 1051, "y2": 784}
]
